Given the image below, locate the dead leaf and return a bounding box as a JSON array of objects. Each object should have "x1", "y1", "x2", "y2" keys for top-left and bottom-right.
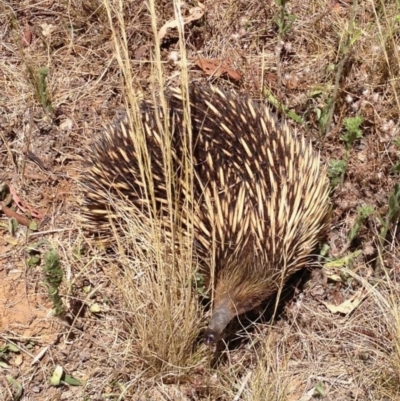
[
  {"x1": 40, "y1": 23, "x2": 57, "y2": 37},
  {"x1": 322, "y1": 288, "x2": 367, "y2": 314},
  {"x1": 14, "y1": 354, "x2": 23, "y2": 367},
  {"x1": 325, "y1": 273, "x2": 342, "y2": 282},
  {"x1": 195, "y1": 58, "x2": 241, "y2": 81},
  {"x1": 21, "y1": 19, "x2": 32, "y2": 47},
  {"x1": 283, "y1": 76, "x2": 299, "y2": 90},
  {"x1": 59, "y1": 118, "x2": 73, "y2": 131},
  {"x1": 4, "y1": 236, "x2": 19, "y2": 246},
  {"x1": 9, "y1": 186, "x2": 44, "y2": 219},
  {"x1": 297, "y1": 388, "x2": 315, "y2": 401},
  {"x1": 158, "y1": 4, "x2": 205, "y2": 40},
  {"x1": 0, "y1": 202, "x2": 31, "y2": 227}
]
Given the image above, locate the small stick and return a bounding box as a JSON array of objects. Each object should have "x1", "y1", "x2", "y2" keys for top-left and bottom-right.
[{"x1": 233, "y1": 371, "x2": 252, "y2": 401}]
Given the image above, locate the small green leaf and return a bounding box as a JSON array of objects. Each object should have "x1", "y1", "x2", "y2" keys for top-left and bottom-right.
[
  {"x1": 6, "y1": 344, "x2": 19, "y2": 353},
  {"x1": 27, "y1": 256, "x2": 41, "y2": 267},
  {"x1": 64, "y1": 375, "x2": 83, "y2": 386},
  {"x1": 9, "y1": 218, "x2": 18, "y2": 235},
  {"x1": 0, "y1": 182, "x2": 10, "y2": 200},
  {"x1": 29, "y1": 221, "x2": 38, "y2": 231},
  {"x1": 324, "y1": 250, "x2": 362, "y2": 268},
  {"x1": 0, "y1": 343, "x2": 19, "y2": 353},
  {"x1": 26, "y1": 239, "x2": 49, "y2": 254},
  {"x1": 319, "y1": 243, "x2": 330, "y2": 259},
  {"x1": 38, "y1": 67, "x2": 49, "y2": 77},
  {"x1": 6, "y1": 375, "x2": 23, "y2": 400},
  {"x1": 349, "y1": 29, "x2": 362, "y2": 46},
  {"x1": 90, "y1": 304, "x2": 101, "y2": 313},
  {"x1": 348, "y1": 205, "x2": 374, "y2": 242},
  {"x1": 314, "y1": 381, "x2": 325, "y2": 397}
]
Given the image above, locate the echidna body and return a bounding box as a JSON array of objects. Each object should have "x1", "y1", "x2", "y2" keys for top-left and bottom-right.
[{"x1": 81, "y1": 86, "x2": 330, "y2": 344}]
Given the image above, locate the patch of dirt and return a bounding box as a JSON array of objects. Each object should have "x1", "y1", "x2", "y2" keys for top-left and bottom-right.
[{"x1": 0, "y1": 268, "x2": 51, "y2": 337}]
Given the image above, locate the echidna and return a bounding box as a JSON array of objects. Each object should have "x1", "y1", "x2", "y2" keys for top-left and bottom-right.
[{"x1": 81, "y1": 85, "x2": 330, "y2": 344}]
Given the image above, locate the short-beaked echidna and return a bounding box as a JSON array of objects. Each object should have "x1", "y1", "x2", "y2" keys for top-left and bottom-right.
[{"x1": 81, "y1": 85, "x2": 330, "y2": 344}]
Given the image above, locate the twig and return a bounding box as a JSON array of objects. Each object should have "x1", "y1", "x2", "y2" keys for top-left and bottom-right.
[{"x1": 233, "y1": 371, "x2": 252, "y2": 401}]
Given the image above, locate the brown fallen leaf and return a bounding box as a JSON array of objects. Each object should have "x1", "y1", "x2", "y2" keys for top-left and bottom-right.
[
  {"x1": 21, "y1": 19, "x2": 32, "y2": 47},
  {"x1": 283, "y1": 76, "x2": 299, "y2": 90},
  {"x1": 322, "y1": 287, "x2": 367, "y2": 314},
  {"x1": 195, "y1": 58, "x2": 241, "y2": 81},
  {"x1": 23, "y1": 172, "x2": 49, "y2": 182},
  {"x1": 9, "y1": 185, "x2": 44, "y2": 219},
  {"x1": 0, "y1": 201, "x2": 31, "y2": 227}
]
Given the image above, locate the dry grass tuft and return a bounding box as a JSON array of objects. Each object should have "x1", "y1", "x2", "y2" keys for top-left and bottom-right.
[
  {"x1": 98, "y1": 0, "x2": 209, "y2": 374},
  {"x1": 102, "y1": 209, "x2": 207, "y2": 374}
]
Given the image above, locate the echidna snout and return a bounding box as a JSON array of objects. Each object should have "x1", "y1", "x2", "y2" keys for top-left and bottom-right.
[{"x1": 203, "y1": 300, "x2": 236, "y2": 344}]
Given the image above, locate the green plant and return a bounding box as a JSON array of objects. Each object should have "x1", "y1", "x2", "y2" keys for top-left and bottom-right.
[
  {"x1": 341, "y1": 115, "x2": 364, "y2": 150},
  {"x1": 43, "y1": 249, "x2": 63, "y2": 316},
  {"x1": 193, "y1": 270, "x2": 208, "y2": 297},
  {"x1": 27, "y1": 66, "x2": 52, "y2": 114},
  {"x1": 326, "y1": 116, "x2": 363, "y2": 188},
  {"x1": 320, "y1": 0, "x2": 360, "y2": 136},
  {"x1": 274, "y1": 0, "x2": 296, "y2": 37},
  {"x1": 392, "y1": 139, "x2": 400, "y2": 174},
  {"x1": 264, "y1": 88, "x2": 303, "y2": 123},
  {"x1": 379, "y1": 183, "x2": 400, "y2": 243},
  {"x1": 328, "y1": 159, "x2": 346, "y2": 187},
  {"x1": 348, "y1": 205, "x2": 374, "y2": 242},
  {"x1": 273, "y1": 0, "x2": 296, "y2": 89},
  {"x1": 376, "y1": 183, "x2": 400, "y2": 271},
  {"x1": 391, "y1": 162, "x2": 400, "y2": 174}
]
